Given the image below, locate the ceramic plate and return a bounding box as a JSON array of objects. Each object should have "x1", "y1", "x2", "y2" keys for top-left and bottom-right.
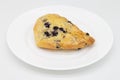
[{"x1": 7, "y1": 5, "x2": 113, "y2": 70}]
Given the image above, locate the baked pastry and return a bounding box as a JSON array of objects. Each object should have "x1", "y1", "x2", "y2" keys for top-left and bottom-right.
[{"x1": 33, "y1": 14, "x2": 95, "y2": 49}]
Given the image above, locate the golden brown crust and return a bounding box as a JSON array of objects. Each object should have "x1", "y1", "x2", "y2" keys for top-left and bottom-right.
[{"x1": 33, "y1": 14, "x2": 95, "y2": 49}]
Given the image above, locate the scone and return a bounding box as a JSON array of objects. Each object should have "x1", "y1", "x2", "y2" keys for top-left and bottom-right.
[{"x1": 33, "y1": 14, "x2": 95, "y2": 49}]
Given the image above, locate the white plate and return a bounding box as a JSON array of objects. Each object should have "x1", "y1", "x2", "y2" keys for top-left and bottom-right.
[{"x1": 7, "y1": 5, "x2": 113, "y2": 70}]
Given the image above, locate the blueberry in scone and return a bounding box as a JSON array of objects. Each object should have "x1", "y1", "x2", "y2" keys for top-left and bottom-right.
[
  {"x1": 33, "y1": 14, "x2": 95, "y2": 49},
  {"x1": 44, "y1": 22, "x2": 50, "y2": 28}
]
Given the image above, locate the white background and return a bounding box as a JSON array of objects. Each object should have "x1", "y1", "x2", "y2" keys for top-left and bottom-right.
[{"x1": 0, "y1": 0, "x2": 120, "y2": 80}]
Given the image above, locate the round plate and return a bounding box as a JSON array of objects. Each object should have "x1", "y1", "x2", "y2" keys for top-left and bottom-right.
[{"x1": 7, "y1": 5, "x2": 113, "y2": 70}]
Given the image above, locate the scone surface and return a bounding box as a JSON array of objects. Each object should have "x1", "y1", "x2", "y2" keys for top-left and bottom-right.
[{"x1": 33, "y1": 14, "x2": 95, "y2": 49}]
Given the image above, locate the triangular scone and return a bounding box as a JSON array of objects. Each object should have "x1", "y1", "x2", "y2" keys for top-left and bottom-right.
[{"x1": 33, "y1": 14, "x2": 95, "y2": 49}]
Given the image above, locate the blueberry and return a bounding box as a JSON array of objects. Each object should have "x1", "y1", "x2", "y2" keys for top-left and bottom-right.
[
  {"x1": 68, "y1": 21, "x2": 72, "y2": 23},
  {"x1": 63, "y1": 30, "x2": 67, "y2": 33},
  {"x1": 44, "y1": 31, "x2": 51, "y2": 37},
  {"x1": 78, "y1": 48, "x2": 81, "y2": 50},
  {"x1": 86, "y1": 33, "x2": 89, "y2": 36},
  {"x1": 53, "y1": 26, "x2": 59, "y2": 30},
  {"x1": 56, "y1": 46, "x2": 60, "y2": 48},
  {"x1": 52, "y1": 31, "x2": 58, "y2": 36},
  {"x1": 59, "y1": 28, "x2": 67, "y2": 33},
  {"x1": 56, "y1": 43, "x2": 60, "y2": 48},
  {"x1": 59, "y1": 27, "x2": 64, "y2": 31},
  {"x1": 44, "y1": 22, "x2": 50, "y2": 28}
]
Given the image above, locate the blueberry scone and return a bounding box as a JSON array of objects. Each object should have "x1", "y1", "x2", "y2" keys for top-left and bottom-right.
[{"x1": 33, "y1": 14, "x2": 95, "y2": 49}]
